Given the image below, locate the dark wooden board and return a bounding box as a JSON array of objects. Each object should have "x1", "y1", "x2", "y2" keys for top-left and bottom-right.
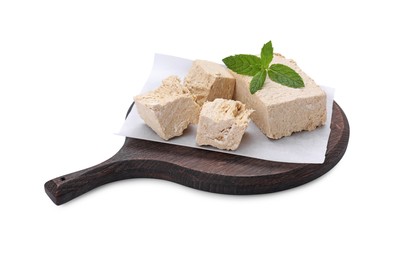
[{"x1": 45, "y1": 102, "x2": 349, "y2": 205}]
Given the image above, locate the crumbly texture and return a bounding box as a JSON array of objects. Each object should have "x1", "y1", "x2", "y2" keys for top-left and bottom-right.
[
  {"x1": 134, "y1": 76, "x2": 200, "y2": 140},
  {"x1": 232, "y1": 53, "x2": 327, "y2": 139},
  {"x1": 196, "y1": 98, "x2": 253, "y2": 150},
  {"x1": 184, "y1": 60, "x2": 235, "y2": 106}
]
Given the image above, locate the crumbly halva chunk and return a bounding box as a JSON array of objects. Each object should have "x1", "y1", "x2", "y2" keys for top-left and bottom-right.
[
  {"x1": 231, "y1": 53, "x2": 327, "y2": 139},
  {"x1": 184, "y1": 60, "x2": 235, "y2": 106},
  {"x1": 134, "y1": 76, "x2": 200, "y2": 140},
  {"x1": 196, "y1": 98, "x2": 253, "y2": 150}
]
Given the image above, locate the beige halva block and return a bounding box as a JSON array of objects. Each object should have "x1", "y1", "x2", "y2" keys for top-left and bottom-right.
[
  {"x1": 231, "y1": 53, "x2": 327, "y2": 139},
  {"x1": 196, "y1": 98, "x2": 253, "y2": 151},
  {"x1": 134, "y1": 76, "x2": 200, "y2": 140},
  {"x1": 184, "y1": 60, "x2": 235, "y2": 106}
]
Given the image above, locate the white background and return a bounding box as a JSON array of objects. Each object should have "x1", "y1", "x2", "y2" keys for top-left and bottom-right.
[{"x1": 1, "y1": 1, "x2": 393, "y2": 259}]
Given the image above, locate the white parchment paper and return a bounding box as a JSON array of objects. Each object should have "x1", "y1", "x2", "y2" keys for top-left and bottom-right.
[{"x1": 117, "y1": 54, "x2": 335, "y2": 164}]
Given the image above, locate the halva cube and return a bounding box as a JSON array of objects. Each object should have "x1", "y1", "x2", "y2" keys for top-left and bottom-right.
[
  {"x1": 232, "y1": 53, "x2": 327, "y2": 139},
  {"x1": 184, "y1": 60, "x2": 235, "y2": 106},
  {"x1": 196, "y1": 98, "x2": 253, "y2": 151},
  {"x1": 134, "y1": 76, "x2": 200, "y2": 140}
]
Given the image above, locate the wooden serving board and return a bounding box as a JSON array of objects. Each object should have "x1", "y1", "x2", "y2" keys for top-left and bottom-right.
[{"x1": 45, "y1": 102, "x2": 349, "y2": 205}]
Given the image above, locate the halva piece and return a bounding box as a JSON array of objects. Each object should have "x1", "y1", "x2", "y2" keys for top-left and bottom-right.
[
  {"x1": 134, "y1": 76, "x2": 200, "y2": 140},
  {"x1": 184, "y1": 60, "x2": 235, "y2": 106},
  {"x1": 196, "y1": 98, "x2": 253, "y2": 151},
  {"x1": 231, "y1": 53, "x2": 327, "y2": 139}
]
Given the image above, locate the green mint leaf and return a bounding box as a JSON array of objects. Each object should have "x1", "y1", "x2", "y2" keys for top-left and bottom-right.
[
  {"x1": 222, "y1": 54, "x2": 261, "y2": 76},
  {"x1": 250, "y1": 70, "x2": 267, "y2": 94},
  {"x1": 267, "y1": 64, "x2": 305, "y2": 88},
  {"x1": 260, "y1": 41, "x2": 273, "y2": 69},
  {"x1": 222, "y1": 41, "x2": 305, "y2": 94}
]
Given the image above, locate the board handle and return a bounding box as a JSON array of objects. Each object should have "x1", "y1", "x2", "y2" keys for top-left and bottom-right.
[
  {"x1": 44, "y1": 159, "x2": 128, "y2": 205},
  {"x1": 45, "y1": 104, "x2": 137, "y2": 205}
]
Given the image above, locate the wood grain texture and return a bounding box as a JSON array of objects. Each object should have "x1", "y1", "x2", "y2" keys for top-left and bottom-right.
[{"x1": 45, "y1": 102, "x2": 349, "y2": 205}]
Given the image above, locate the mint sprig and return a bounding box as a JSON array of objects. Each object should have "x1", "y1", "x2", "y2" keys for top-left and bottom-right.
[{"x1": 222, "y1": 41, "x2": 305, "y2": 94}]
